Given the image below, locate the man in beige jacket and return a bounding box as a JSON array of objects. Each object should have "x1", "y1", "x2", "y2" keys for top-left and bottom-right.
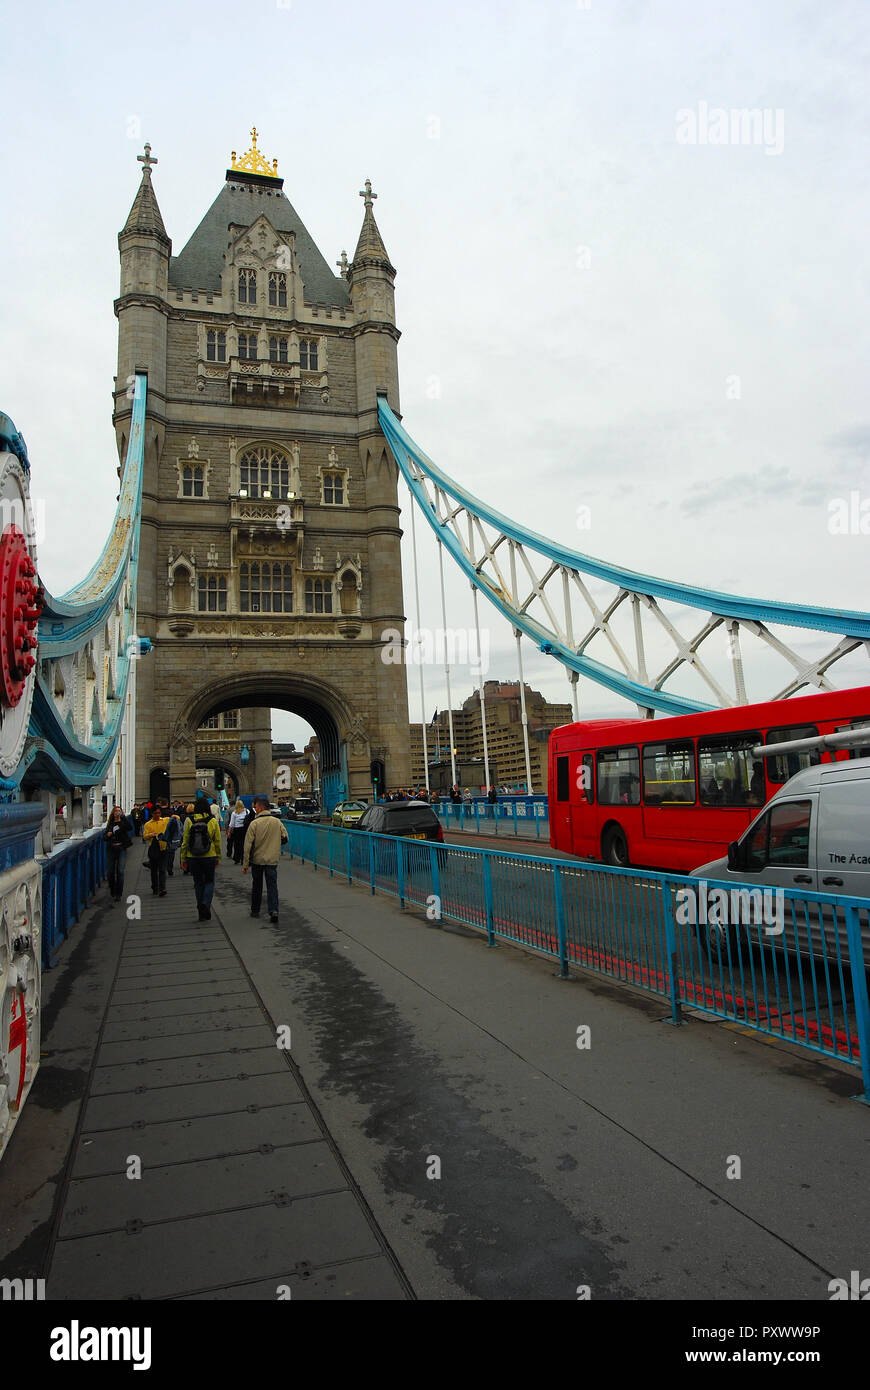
[{"x1": 242, "y1": 797, "x2": 289, "y2": 922}]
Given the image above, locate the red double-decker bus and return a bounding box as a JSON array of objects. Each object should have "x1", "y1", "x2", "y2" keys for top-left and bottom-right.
[{"x1": 548, "y1": 687, "x2": 870, "y2": 872}]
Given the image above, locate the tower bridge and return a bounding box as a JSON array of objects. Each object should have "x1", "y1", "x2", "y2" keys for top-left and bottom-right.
[{"x1": 1, "y1": 138, "x2": 869, "y2": 1310}]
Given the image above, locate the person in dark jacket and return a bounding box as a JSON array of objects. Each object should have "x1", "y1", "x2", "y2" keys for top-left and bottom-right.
[{"x1": 105, "y1": 806, "x2": 133, "y2": 903}]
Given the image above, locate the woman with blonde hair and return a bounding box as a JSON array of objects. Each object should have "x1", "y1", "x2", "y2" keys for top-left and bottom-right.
[{"x1": 228, "y1": 797, "x2": 248, "y2": 865}]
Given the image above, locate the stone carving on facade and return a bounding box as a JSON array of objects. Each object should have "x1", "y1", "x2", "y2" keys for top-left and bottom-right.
[
  {"x1": 312, "y1": 547, "x2": 324, "y2": 571},
  {"x1": 206, "y1": 543, "x2": 219, "y2": 568},
  {"x1": 188, "y1": 438, "x2": 200, "y2": 458}
]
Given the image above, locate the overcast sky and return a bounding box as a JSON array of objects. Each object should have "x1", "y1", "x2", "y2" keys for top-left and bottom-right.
[{"x1": 3, "y1": 0, "x2": 869, "y2": 755}]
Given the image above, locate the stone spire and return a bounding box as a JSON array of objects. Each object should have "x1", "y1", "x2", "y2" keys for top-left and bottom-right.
[
  {"x1": 121, "y1": 144, "x2": 170, "y2": 245},
  {"x1": 352, "y1": 179, "x2": 392, "y2": 267}
]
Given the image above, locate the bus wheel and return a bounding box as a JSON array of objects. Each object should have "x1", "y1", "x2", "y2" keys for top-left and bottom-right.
[{"x1": 603, "y1": 826, "x2": 630, "y2": 868}]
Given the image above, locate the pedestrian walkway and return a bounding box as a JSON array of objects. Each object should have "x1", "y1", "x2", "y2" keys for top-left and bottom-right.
[
  {"x1": 8, "y1": 857, "x2": 410, "y2": 1300},
  {"x1": 2, "y1": 843, "x2": 869, "y2": 1301}
]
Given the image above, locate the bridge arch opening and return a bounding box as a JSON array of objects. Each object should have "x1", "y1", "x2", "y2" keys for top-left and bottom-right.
[{"x1": 170, "y1": 671, "x2": 363, "y2": 811}]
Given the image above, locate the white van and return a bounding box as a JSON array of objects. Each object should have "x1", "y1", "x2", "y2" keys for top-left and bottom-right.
[{"x1": 692, "y1": 757, "x2": 870, "y2": 897}]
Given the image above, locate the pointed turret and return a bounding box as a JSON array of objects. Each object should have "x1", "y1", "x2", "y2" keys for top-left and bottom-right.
[
  {"x1": 121, "y1": 145, "x2": 170, "y2": 244},
  {"x1": 352, "y1": 181, "x2": 392, "y2": 267},
  {"x1": 115, "y1": 143, "x2": 170, "y2": 455}
]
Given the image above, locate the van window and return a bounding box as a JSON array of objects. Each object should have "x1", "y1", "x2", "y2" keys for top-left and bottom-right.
[
  {"x1": 598, "y1": 746, "x2": 640, "y2": 806},
  {"x1": 765, "y1": 725, "x2": 820, "y2": 784},
  {"x1": 744, "y1": 800, "x2": 812, "y2": 871},
  {"x1": 698, "y1": 734, "x2": 763, "y2": 807}
]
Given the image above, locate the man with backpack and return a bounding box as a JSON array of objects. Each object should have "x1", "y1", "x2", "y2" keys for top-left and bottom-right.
[{"x1": 180, "y1": 794, "x2": 222, "y2": 920}]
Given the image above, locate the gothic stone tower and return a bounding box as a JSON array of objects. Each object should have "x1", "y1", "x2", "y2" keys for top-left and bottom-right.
[{"x1": 113, "y1": 133, "x2": 411, "y2": 804}]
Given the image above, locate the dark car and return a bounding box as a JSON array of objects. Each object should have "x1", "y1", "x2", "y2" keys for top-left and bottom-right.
[
  {"x1": 290, "y1": 797, "x2": 320, "y2": 823},
  {"x1": 354, "y1": 800, "x2": 447, "y2": 861},
  {"x1": 357, "y1": 801, "x2": 444, "y2": 843}
]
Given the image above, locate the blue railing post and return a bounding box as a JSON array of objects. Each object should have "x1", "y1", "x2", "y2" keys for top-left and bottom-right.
[
  {"x1": 397, "y1": 836, "x2": 405, "y2": 909},
  {"x1": 430, "y1": 841, "x2": 441, "y2": 912},
  {"x1": 512, "y1": 799, "x2": 518, "y2": 836},
  {"x1": 313, "y1": 828, "x2": 318, "y2": 871},
  {"x1": 533, "y1": 802, "x2": 539, "y2": 839},
  {"x1": 843, "y1": 902, "x2": 870, "y2": 1104},
  {"x1": 328, "y1": 828, "x2": 334, "y2": 878},
  {"x1": 475, "y1": 800, "x2": 480, "y2": 834},
  {"x1": 553, "y1": 863, "x2": 569, "y2": 978},
  {"x1": 368, "y1": 835, "x2": 375, "y2": 894},
  {"x1": 346, "y1": 831, "x2": 352, "y2": 884},
  {"x1": 482, "y1": 854, "x2": 495, "y2": 947},
  {"x1": 662, "y1": 878, "x2": 683, "y2": 1027}
]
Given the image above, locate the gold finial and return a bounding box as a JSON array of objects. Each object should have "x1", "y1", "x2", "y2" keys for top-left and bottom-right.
[{"x1": 230, "y1": 126, "x2": 280, "y2": 178}]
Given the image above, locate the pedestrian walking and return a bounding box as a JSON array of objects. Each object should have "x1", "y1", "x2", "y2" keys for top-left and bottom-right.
[
  {"x1": 165, "y1": 805, "x2": 182, "y2": 876},
  {"x1": 104, "y1": 806, "x2": 133, "y2": 904},
  {"x1": 142, "y1": 803, "x2": 171, "y2": 897},
  {"x1": 228, "y1": 798, "x2": 247, "y2": 864},
  {"x1": 242, "y1": 795, "x2": 288, "y2": 922},
  {"x1": 180, "y1": 794, "x2": 222, "y2": 920}
]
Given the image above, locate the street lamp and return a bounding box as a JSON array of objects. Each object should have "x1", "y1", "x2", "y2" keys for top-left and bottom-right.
[{"x1": 240, "y1": 743, "x2": 250, "y2": 766}]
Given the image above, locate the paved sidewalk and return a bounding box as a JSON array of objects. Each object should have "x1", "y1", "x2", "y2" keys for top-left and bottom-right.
[
  {"x1": 2, "y1": 844, "x2": 869, "y2": 1301},
  {"x1": 1, "y1": 856, "x2": 410, "y2": 1301}
]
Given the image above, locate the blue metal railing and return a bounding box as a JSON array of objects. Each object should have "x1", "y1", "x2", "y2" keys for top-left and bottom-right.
[
  {"x1": 283, "y1": 823, "x2": 870, "y2": 1101},
  {"x1": 433, "y1": 796, "x2": 550, "y2": 839},
  {"x1": 40, "y1": 828, "x2": 107, "y2": 968}
]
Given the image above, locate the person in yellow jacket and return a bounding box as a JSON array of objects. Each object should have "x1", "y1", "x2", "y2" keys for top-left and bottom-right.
[
  {"x1": 180, "y1": 794, "x2": 222, "y2": 921},
  {"x1": 243, "y1": 797, "x2": 288, "y2": 922},
  {"x1": 142, "y1": 803, "x2": 171, "y2": 897}
]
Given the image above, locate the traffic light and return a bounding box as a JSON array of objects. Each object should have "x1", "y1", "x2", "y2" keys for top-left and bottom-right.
[{"x1": 370, "y1": 758, "x2": 385, "y2": 792}]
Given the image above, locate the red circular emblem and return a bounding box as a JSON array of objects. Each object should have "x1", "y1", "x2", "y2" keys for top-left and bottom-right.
[{"x1": 0, "y1": 525, "x2": 43, "y2": 707}]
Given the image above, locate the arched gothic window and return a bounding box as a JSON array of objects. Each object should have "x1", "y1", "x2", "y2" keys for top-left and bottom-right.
[{"x1": 239, "y1": 447, "x2": 291, "y2": 500}]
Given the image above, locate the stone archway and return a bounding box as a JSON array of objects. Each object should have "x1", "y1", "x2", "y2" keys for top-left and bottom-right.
[{"x1": 167, "y1": 670, "x2": 371, "y2": 810}]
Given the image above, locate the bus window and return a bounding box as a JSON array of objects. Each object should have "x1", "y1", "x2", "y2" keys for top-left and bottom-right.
[
  {"x1": 765, "y1": 725, "x2": 820, "y2": 783},
  {"x1": 642, "y1": 741, "x2": 695, "y2": 805},
  {"x1": 580, "y1": 753, "x2": 595, "y2": 804},
  {"x1": 698, "y1": 734, "x2": 763, "y2": 807},
  {"x1": 556, "y1": 755, "x2": 570, "y2": 801},
  {"x1": 598, "y1": 746, "x2": 640, "y2": 806}
]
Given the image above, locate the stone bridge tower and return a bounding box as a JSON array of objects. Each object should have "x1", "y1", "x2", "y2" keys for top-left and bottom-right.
[{"x1": 113, "y1": 132, "x2": 411, "y2": 805}]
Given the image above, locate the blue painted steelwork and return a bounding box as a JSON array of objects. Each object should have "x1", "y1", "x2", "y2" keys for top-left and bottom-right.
[
  {"x1": 22, "y1": 374, "x2": 147, "y2": 793},
  {"x1": 378, "y1": 399, "x2": 870, "y2": 713},
  {"x1": 0, "y1": 413, "x2": 30, "y2": 472},
  {"x1": 283, "y1": 822, "x2": 870, "y2": 1099},
  {"x1": 41, "y1": 827, "x2": 107, "y2": 969},
  {"x1": 0, "y1": 803, "x2": 48, "y2": 873}
]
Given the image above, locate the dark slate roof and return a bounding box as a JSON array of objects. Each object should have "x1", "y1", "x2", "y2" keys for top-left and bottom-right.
[
  {"x1": 169, "y1": 178, "x2": 350, "y2": 307},
  {"x1": 122, "y1": 171, "x2": 170, "y2": 245}
]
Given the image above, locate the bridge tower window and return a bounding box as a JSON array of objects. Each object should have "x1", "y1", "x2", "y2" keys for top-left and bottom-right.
[
  {"x1": 238, "y1": 333, "x2": 258, "y2": 361},
  {"x1": 305, "y1": 577, "x2": 333, "y2": 614},
  {"x1": 269, "y1": 336, "x2": 288, "y2": 363},
  {"x1": 206, "y1": 330, "x2": 226, "y2": 362},
  {"x1": 300, "y1": 338, "x2": 318, "y2": 371},
  {"x1": 268, "y1": 272, "x2": 287, "y2": 308},
  {"x1": 238, "y1": 269, "x2": 257, "y2": 304},
  {"x1": 197, "y1": 574, "x2": 227, "y2": 612},
  {"x1": 240, "y1": 561, "x2": 294, "y2": 613},
  {"x1": 239, "y1": 447, "x2": 290, "y2": 500}
]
